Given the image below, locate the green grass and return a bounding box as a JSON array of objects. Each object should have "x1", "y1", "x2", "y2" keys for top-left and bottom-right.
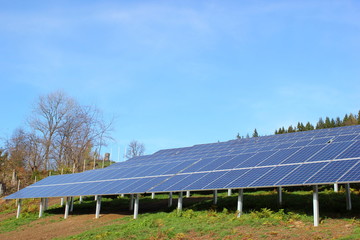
[
  {"x1": 56, "y1": 208, "x2": 312, "y2": 240},
  {"x1": 0, "y1": 212, "x2": 55, "y2": 233},
  {"x1": 3, "y1": 189, "x2": 360, "y2": 239}
]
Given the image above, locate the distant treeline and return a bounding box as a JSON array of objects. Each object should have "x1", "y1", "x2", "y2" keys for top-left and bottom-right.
[
  {"x1": 237, "y1": 111, "x2": 360, "y2": 139},
  {"x1": 275, "y1": 111, "x2": 360, "y2": 134}
]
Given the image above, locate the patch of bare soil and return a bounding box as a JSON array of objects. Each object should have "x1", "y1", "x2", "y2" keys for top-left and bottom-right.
[{"x1": 0, "y1": 212, "x2": 125, "y2": 240}]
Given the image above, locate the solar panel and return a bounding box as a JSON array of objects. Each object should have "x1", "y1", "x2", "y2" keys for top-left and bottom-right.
[{"x1": 5, "y1": 125, "x2": 360, "y2": 199}]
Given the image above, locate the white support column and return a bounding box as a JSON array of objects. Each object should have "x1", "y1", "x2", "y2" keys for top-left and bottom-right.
[
  {"x1": 228, "y1": 189, "x2": 232, "y2": 196},
  {"x1": 278, "y1": 186, "x2": 283, "y2": 206},
  {"x1": 60, "y1": 197, "x2": 64, "y2": 206},
  {"x1": 16, "y1": 199, "x2": 22, "y2": 219},
  {"x1": 334, "y1": 183, "x2": 339, "y2": 192},
  {"x1": 39, "y1": 198, "x2": 44, "y2": 218},
  {"x1": 95, "y1": 195, "x2": 98, "y2": 201},
  {"x1": 64, "y1": 197, "x2": 70, "y2": 219},
  {"x1": 44, "y1": 198, "x2": 49, "y2": 210},
  {"x1": 70, "y1": 197, "x2": 74, "y2": 212},
  {"x1": 213, "y1": 190, "x2": 218, "y2": 205},
  {"x1": 129, "y1": 194, "x2": 134, "y2": 211},
  {"x1": 346, "y1": 183, "x2": 352, "y2": 211},
  {"x1": 151, "y1": 192, "x2": 155, "y2": 199},
  {"x1": 95, "y1": 195, "x2": 102, "y2": 219},
  {"x1": 313, "y1": 185, "x2": 319, "y2": 227},
  {"x1": 168, "y1": 192, "x2": 173, "y2": 207},
  {"x1": 133, "y1": 194, "x2": 139, "y2": 219},
  {"x1": 237, "y1": 189, "x2": 243, "y2": 218},
  {"x1": 177, "y1": 192, "x2": 183, "y2": 212},
  {"x1": 79, "y1": 196, "x2": 83, "y2": 203},
  {"x1": 186, "y1": 191, "x2": 190, "y2": 198},
  {"x1": 120, "y1": 194, "x2": 125, "y2": 198}
]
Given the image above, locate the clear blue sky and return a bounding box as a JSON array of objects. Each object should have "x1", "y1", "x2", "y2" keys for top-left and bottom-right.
[{"x1": 1, "y1": 0, "x2": 359, "y2": 160}]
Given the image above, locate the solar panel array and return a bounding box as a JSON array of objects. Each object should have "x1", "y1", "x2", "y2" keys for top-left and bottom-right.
[{"x1": 6, "y1": 125, "x2": 360, "y2": 199}]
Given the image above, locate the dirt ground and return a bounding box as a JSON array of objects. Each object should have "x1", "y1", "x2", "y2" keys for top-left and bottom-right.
[{"x1": 0, "y1": 197, "x2": 358, "y2": 240}]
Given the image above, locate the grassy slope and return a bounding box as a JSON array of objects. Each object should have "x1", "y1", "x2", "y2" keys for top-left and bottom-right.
[{"x1": 2, "y1": 190, "x2": 360, "y2": 239}]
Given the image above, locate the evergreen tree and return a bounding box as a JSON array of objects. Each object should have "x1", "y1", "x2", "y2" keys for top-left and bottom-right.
[
  {"x1": 344, "y1": 113, "x2": 357, "y2": 126},
  {"x1": 252, "y1": 128, "x2": 259, "y2": 137},
  {"x1": 343, "y1": 114, "x2": 349, "y2": 126},
  {"x1": 325, "y1": 117, "x2": 331, "y2": 128},
  {"x1": 335, "y1": 117, "x2": 342, "y2": 127},
  {"x1": 305, "y1": 122, "x2": 314, "y2": 131},
  {"x1": 358, "y1": 110, "x2": 360, "y2": 124},
  {"x1": 316, "y1": 118, "x2": 325, "y2": 129},
  {"x1": 287, "y1": 125, "x2": 295, "y2": 133},
  {"x1": 330, "y1": 118, "x2": 336, "y2": 128},
  {"x1": 297, "y1": 122, "x2": 305, "y2": 131}
]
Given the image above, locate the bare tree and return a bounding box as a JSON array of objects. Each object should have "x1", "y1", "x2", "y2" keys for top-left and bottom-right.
[
  {"x1": 125, "y1": 140, "x2": 145, "y2": 159},
  {"x1": 25, "y1": 91, "x2": 113, "y2": 171}
]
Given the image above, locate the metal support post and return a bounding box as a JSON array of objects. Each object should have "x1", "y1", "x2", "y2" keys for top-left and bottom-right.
[
  {"x1": 95, "y1": 195, "x2": 102, "y2": 219},
  {"x1": 237, "y1": 189, "x2": 243, "y2": 218},
  {"x1": 79, "y1": 196, "x2": 83, "y2": 203},
  {"x1": 60, "y1": 197, "x2": 64, "y2": 206},
  {"x1": 16, "y1": 199, "x2": 22, "y2": 219},
  {"x1": 177, "y1": 192, "x2": 183, "y2": 212},
  {"x1": 151, "y1": 192, "x2": 155, "y2": 199},
  {"x1": 120, "y1": 194, "x2": 124, "y2": 198},
  {"x1": 213, "y1": 190, "x2": 218, "y2": 205},
  {"x1": 278, "y1": 186, "x2": 283, "y2": 206},
  {"x1": 168, "y1": 192, "x2": 173, "y2": 207},
  {"x1": 134, "y1": 194, "x2": 139, "y2": 219},
  {"x1": 44, "y1": 198, "x2": 48, "y2": 210},
  {"x1": 186, "y1": 191, "x2": 190, "y2": 198},
  {"x1": 129, "y1": 194, "x2": 134, "y2": 210},
  {"x1": 334, "y1": 183, "x2": 339, "y2": 192},
  {"x1": 95, "y1": 195, "x2": 98, "y2": 201},
  {"x1": 70, "y1": 197, "x2": 74, "y2": 212},
  {"x1": 64, "y1": 197, "x2": 70, "y2": 219},
  {"x1": 228, "y1": 189, "x2": 232, "y2": 196},
  {"x1": 346, "y1": 183, "x2": 352, "y2": 211},
  {"x1": 313, "y1": 185, "x2": 319, "y2": 227},
  {"x1": 39, "y1": 198, "x2": 44, "y2": 218}
]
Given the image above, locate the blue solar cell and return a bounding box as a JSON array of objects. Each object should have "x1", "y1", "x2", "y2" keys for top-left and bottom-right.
[
  {"x1": 165, "y1": 173, "x2": 208, "y2": 191},
  {"x1": 307, "y1": 142, "x2": 353, "y2": 162},
  {"x1": 198, "y1": 155, "x2": 235, "y2": 171},
  {"x1": 133, "y1": 176, "x2": 168, "y2": 193},
  {"x1": 273, "y1": 142, "x2": 294, "y2": 150},
  {"x1": 249, "y1": 165, "x2": 298, "y2": 187},
  {"x1": 215, "y1": 153, "x2": 254, "y2": 170},
  {"x1": 281, "y1": 145, "x2": 326, "y2": 164},
  {"x1": 305, "y1": 160, "x2": 359, "y2": 184},
  {"x1": 258, "y1": 145, "x2": 276, "y2": 151},
  {"x1": 186, "y1": 171, "x2": 227, "y2": 190},
  {"x1": 226, "y1": 167, "x2": 274, "y2": 188},
  {"x1": 336, "y1": 141, "x2": 360, "y2": 159},
  {"x1": 163, "y1": 160, "x2": 197, "y2": 174},
  {"x1": 236, "y1": 151, "x2": 276, "y2": 168},
  {"x1": 257, "y1": 148, "x2": 299, "y2": 166},
  {"x1": 203, "y1": 169, "x2": 250, "y2": 189},
  {"x1": 147, "y1": 162, "x2": 179, "y2": 176},
  {"x1": 291, "y1": 139, "x2": 313, "y2": 147},
  {"x1": 338, "y1": 161, "x2": 360, "y2": 182},
  {"x1": 333, "y1": 134, "x2": 358, "y2": 142},
  {"x1": 96, "y1": 179, "x2": 129, "y2": 195},
  {"x1": 182, "y1": 157, "x2": 217, "y2": 173},
  {"x1": 277, "y1": 162, "x2": 328, "y2": 186},
  {"x1": 150, "y1": 174, "x2": 189, "y2": 192},
  {"x1": 308, "y1": 137, "x2": 333, "y2": 145}
]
